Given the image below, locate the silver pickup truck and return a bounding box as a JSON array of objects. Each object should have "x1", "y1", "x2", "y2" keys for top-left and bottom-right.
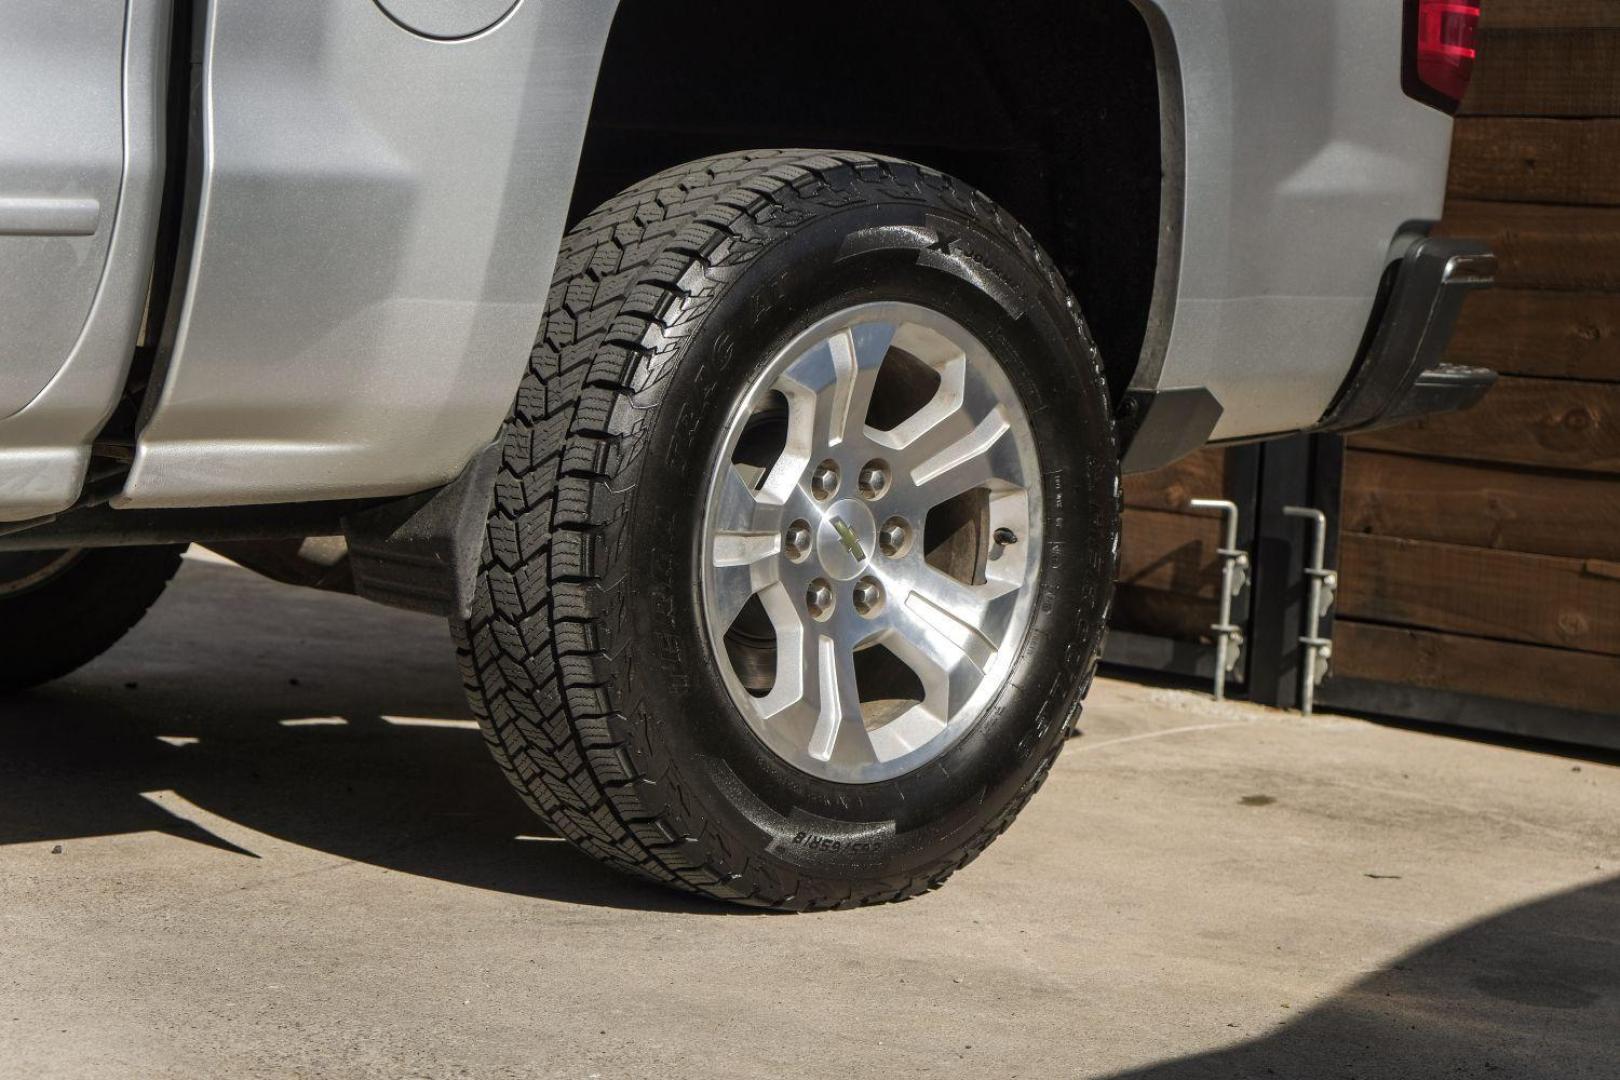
[{"x1": 0, "y1": 0, "x2": 1492, "y2": 908}]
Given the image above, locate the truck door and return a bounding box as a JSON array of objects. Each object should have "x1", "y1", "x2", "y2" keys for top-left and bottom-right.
[{"x1": 0, "y1": 1, "x2": 130, "y2": 419}]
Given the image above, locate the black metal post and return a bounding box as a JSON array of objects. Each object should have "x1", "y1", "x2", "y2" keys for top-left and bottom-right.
[
  {"x1": 1246, "y1": 434, "x2": 1312, "y2": 707},
  {"x1": 1245, "y1": 432, "x2": 1347, "y2": 707}
]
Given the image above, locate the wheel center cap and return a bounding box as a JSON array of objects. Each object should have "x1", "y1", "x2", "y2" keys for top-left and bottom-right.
[{"x1": 815, "y1": 498, "x2": 877, "y2": 581}]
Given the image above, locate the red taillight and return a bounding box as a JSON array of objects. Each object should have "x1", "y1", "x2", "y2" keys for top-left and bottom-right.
[{"x1": 1404, "y1": 0, "x2": 1481, "y2": 113}]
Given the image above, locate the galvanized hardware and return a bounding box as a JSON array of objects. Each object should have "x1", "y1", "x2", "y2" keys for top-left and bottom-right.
[
  {"x1": 1283, "y1": 506, "x2": 1337, "y2": 715},
  {"x1": 1188, "y1": 498, "x2": 1249, "y2": 701}
]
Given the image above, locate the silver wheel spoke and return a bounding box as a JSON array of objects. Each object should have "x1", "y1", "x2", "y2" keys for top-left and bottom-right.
[
  {"x1": 713, "y1": 462, "x2": 777, "y2": 534},
  {"x1": 901, "y1": 568, "x2": 1018, "y2": 673},
  {"x1": 708, "y1": 542, "x2": 779, "y2": 631},
  {"x1": 701, "y1": 302, "x2": 1044, "y2": 784},
  {"x1": 870, "y1": 350, "x2": 969, "y2": 459},
  {"x1": 709, "y1": 464, "x2": 784, "y2": 628},
  {"x1": 909, "y1": 405, "x2": 1015, "y2": 505},
  {"x1": 753, "y1": 584, "x2": 811, "y2": 718},
  {"x1": 782, "y1": 321, "x2": 894, "y2": 451},
  {"x1": 808, "y1": 634, "x2": 866, "y2": 763}
]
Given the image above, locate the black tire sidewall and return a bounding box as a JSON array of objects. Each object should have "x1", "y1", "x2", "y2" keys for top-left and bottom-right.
[
  {"x1": 0, "y1": 545, "x2": 184, "y2": 693},
  {"x1": 620, "y1": 192, "x2": 1117, "y2": 882}
]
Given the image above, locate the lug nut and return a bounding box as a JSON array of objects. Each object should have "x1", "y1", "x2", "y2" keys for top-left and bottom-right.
[
  {"x1": 878, "y1": 517, "x2": 910, "y2": 557},
  {"x1": 784, "y1": 520, "x2": 812, "y2": 562},
  {"x1": 811, "y1": 460, "x2": 840, "y2": 500},
  {"x1": 857, "y1": 460, "x2": 890, "y2": 500},
  {"x1": 852, "y1": 576, "x2": 884, "y2": 617},
  {"x1": 806, "y1": 578, "x2": 835, "y2": 620}
]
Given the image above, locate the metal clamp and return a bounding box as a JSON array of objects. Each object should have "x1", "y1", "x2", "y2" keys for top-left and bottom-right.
[
  {"x1": 1283, "y1": 506, "x2": 1337, "y2": 715},
  {"x1": 1189, "y1": 499, "x2": 1249, "y2": 701}
]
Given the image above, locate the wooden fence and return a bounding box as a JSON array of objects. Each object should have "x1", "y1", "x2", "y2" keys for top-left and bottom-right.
[
  {"x1": 1112, "y1": 2, "x2": 1620, "y2": 729},
  {"x1": 1334, "y1": 0, "x2": 1620, "y2": 717}
]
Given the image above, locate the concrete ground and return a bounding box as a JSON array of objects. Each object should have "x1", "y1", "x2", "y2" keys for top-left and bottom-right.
[{"x1": 1, "y1": 554, "x2": 1616, "y2": 1079}]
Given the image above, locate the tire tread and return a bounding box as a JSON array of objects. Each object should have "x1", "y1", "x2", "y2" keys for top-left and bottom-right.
[{"x1": 454, "y1": 150, "x2": 1116, "y2": 909}]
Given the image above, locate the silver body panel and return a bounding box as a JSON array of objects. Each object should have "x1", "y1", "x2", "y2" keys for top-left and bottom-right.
[
  {"x1": 1135, "y1": 0, "x2": 1456, "y2": 439},
  {"x1": 0, "y1": 0, "x2": 1453, "y2": 518},
  {"x1": 0, "y1": 3, "x2": 124, "y2": 417},
  {"x1": 118, "y1": 0, "x2": 616, "y2": 509},
  {"x1": 0, "y1": 0, "x2": 168, "y2": 522}
]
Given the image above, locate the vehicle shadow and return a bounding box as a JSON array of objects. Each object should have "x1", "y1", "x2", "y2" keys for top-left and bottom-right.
[
  {"x1": 0, "y1": 559, "x2": 765, "y2": 915},
  {"x1": 1098, "y1": 871, "x2": 1620, "y2": 1079}
]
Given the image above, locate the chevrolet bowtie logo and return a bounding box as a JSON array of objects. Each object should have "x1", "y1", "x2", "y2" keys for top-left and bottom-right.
[{"x1": 831, "y1": 516, "x2": 866, "y2": 562}]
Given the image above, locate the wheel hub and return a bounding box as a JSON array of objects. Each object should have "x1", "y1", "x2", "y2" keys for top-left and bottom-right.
[
  {"x1": 814, "y1": 499, "x2": 876, "y2": 580},
  {"x1": 0, "y1": 549, "x2": 83, "y2": 599},
  {"x1": 701, "y1": 302, "x2": 1043, "y2": 784}
]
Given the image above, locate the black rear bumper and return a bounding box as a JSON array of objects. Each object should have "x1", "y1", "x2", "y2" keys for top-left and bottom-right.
[
  {"x1": 1314, "y1": 231, "x2": 1497, "y2": 435},
  {"x1": 1119, "y1": 229, "x2": 1496, "y2": 473}
]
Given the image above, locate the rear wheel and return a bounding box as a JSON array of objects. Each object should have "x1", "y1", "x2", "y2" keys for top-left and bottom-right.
[
  {"x1": 0, "y1": 545, "x2": 184, "y2": 693},
  {"x1": 455, "y1": 151, "x2": 1119, "y2": 909}
]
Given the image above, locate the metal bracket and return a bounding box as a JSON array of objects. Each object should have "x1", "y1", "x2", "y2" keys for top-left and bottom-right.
[
  {"x1": 1283, "y1": 506, "x2": 1336, "y2": 715},
  {"x1": 344, "y1": 439, "x2": 502, "y2": 620},
  {"x1": 1189, "y1": 498, "x2": 1249, "y2": 701}
]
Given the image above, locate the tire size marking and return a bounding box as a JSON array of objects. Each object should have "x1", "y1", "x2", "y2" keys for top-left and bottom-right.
[{"x1": 787, "y1": 831, "x2": 883, "y2": 855}]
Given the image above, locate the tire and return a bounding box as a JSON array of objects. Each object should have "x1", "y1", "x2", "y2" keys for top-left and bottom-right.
[
  {"x1": 0, "y1": 545, "x2": 185, "y2": 693},
  {"x1": 454, "y1": 150, "x2": 1119, "y2": 909}
]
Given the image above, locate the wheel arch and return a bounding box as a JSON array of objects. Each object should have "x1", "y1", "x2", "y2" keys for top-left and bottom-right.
[{"x1": 572, "y1": 0, "x2": 1167, "y2": 407}]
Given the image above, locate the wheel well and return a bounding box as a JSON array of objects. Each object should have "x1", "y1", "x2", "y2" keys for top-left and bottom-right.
[{"x1": 572, "y1": 0, "x2": 1164, "y2": 405}]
